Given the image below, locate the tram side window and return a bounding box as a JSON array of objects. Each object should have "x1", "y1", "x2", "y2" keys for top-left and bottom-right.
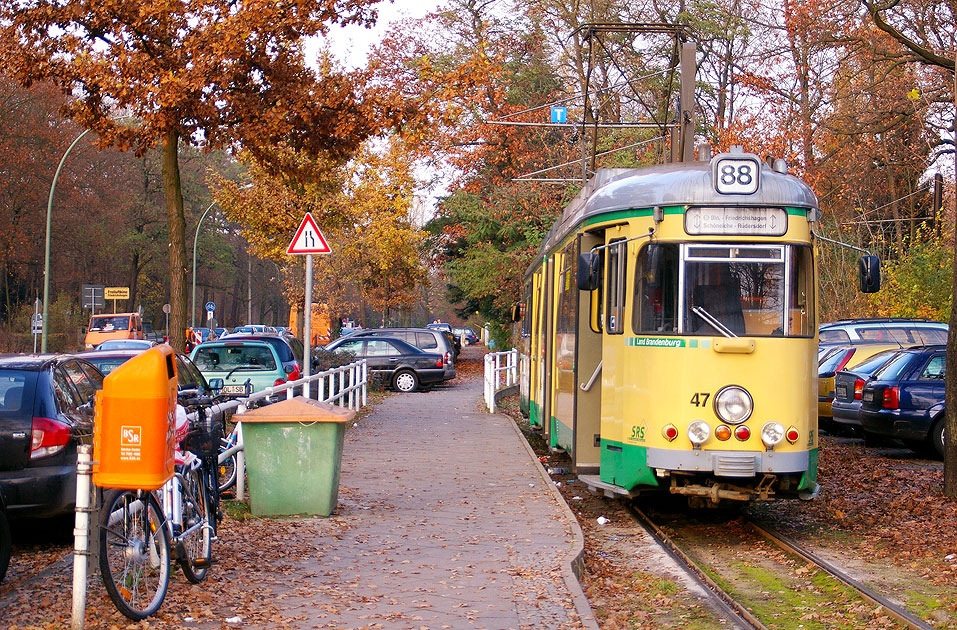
[
  {"x1": 633, "y1": 244, "x2": 678, "y2": 334},
  {"x1": 605, "y1": 240, "x2": 626, "y2": 334},
  {"x1": 522, "y1": 281, "x2": 532, "y2": 337},
  {"x1": 789, "y1": 245, "x2": 814, "y2": 336}
]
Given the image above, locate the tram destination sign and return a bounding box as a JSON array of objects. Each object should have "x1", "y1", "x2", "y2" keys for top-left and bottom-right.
[{"x1": 685, "y1": 206, "x2": 787, "y2": 236}]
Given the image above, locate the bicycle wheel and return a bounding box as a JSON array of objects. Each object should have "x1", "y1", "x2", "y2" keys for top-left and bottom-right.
[
  {"x1": 179, "y1": 468, "x2": 212, "y2": 584},
  {"x1": 218, "y1": 452, "x2": 237, "y2": 493},
  {"x1": 99, "y1": 489, "x2": 170, "y2": 620}
]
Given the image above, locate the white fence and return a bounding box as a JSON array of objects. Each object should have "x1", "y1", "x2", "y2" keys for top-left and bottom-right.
[
  {"x1": 484, "y1": 348, "x2": 518, "y2": 413},
  {"x1": 202, "y1": 358, "x2": 368, "y2": 501}
]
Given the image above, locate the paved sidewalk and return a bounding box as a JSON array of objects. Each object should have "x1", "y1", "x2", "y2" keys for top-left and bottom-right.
[{"x1": 280, "y1": 366, "x2": 597, "y2": 629}]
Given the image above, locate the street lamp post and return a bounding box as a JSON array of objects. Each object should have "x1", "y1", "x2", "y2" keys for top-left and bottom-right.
[
  {"x1": 191, "y1": 200, "x2": 217, "y2": 328},
  {"x1": 42, "y1": 129, "x2": 92, "y2": 353}
]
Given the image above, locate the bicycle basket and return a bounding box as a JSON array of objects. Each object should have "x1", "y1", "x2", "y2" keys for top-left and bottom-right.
[{"x1": 182, "y1": 414, "x2": 224, "y2": 458}]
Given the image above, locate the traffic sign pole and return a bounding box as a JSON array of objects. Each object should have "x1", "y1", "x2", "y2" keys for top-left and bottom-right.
[{"x1": 304, "y1": 254, "x2": 313, "y2": 379}]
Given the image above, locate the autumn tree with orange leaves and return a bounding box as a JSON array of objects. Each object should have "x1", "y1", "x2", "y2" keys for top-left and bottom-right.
[
  {"x1": 0, "y1": 0, "x2": 390, "y2": 351},
  {"x1": 861, "y1": 0, "x2": 957, "y2": 495}
]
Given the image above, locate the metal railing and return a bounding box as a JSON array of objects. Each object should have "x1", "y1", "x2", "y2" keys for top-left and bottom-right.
[{"x1": 484, "y1": 348, "x2": 518, "y2": 413}]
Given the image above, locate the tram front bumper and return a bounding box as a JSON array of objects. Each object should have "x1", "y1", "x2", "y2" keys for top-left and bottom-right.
[{"x1": 646, "y1": 447, "x2": 809, "y2": 477}]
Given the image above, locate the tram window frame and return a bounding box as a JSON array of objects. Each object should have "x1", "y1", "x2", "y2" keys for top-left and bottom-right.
[
  {"x1": 522, "y1": 279, "x2": 533, "y2": 338},
  {"x1": 633, "y1": 243, "x2": 679, "y2": 334},
  {"x1": 681, "y1": 243, "x2": 814, "y2": 338},
  {"x1": 557, "y1": 243, "x2": 577, "y2": 336},
  {"x1": 605, "y1": 239, "x2": 627, "y2": 335}
]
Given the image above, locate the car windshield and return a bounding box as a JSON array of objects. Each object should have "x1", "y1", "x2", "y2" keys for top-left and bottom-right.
[
  {"x1": 193, "y1": 345, "x2": 277, "y2": 372},
  {"x1": 819, "y1": 349, "x2": 852, "y2": 374},
  {"x1": 872, "y1": 352, "x2": 917, "y2": 381},
  {"x1": 847, "y1": 350, "x2": 901, "y2": 376},
  {"x1": 84, "y1": 356, "x2": 134, "y2": 375},
  {"x1": 96, "y1": 340, "x2": 151, "y2": 350},
  {"x1": 89, "y1": 315, "x2": 130, "y2": 331}
]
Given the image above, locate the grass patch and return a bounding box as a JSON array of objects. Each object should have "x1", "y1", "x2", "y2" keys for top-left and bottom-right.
[{"x1": 220, "y1": 498, "x2": 254, "y2": 521}]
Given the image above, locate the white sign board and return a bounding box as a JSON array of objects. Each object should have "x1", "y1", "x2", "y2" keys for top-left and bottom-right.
[
  {"x1": 287, "y1": 213, "x2": 331, "y2": 255},
  {"x1": 685, "y1": 207, "x2": 787, "y2": 236}
]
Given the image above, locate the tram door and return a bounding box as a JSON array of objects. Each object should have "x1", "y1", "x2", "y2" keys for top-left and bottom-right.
[
  {"x1": 598, "y1": 233, "x2": 628, "y2": 480},
  {"x1": 540, "y1": 256, "x2": 556, "y2": 444},
  {"x1": 574, "y1": 233, "x2": 603, "y2": 473}
]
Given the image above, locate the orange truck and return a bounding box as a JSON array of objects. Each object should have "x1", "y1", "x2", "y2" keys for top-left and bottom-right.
[
  {"x1": 288, "y1": 303, "x2": 331, "y2": 346},
  {"x1": 84, "y1": 312, "x2": 145, "y2": 349}
]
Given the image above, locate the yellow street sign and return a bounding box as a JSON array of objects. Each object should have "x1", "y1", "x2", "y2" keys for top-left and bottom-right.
[{"x1": 104, "y1": 287, "x2": 130, "y2": 300}]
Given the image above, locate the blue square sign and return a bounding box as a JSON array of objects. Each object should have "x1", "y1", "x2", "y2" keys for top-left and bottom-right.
[{"x1": 550, "y1": 106, "x2": 568, "y2": 124}]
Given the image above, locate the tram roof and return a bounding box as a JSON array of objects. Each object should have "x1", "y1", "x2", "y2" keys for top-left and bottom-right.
[{"x1": 536, "y1": 159, "x2": 819, "y2": 258}]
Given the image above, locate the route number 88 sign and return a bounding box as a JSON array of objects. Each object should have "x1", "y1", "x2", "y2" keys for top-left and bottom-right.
[{"x1": 713, "y1": 154, "x2": 760, "y2": 195}]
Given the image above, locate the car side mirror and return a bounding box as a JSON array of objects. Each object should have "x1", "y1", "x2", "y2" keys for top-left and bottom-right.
[
  {"x1": 859, "y1": 255, "x2": 881, "y2": 293},
  {"x1": 577, "y1": 252, "x2": 600, "y2": 291}
]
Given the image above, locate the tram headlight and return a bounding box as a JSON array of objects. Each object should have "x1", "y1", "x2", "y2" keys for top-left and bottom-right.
[
  {"x1": 713, "y1": 386, "x2": 753, "y2": 425},
  {"x1": 687, "y1": 420, "x2": 710, "y2": 446},
  {"x1": 761, "y1": 421, "x2": 785, "y2": 448}
]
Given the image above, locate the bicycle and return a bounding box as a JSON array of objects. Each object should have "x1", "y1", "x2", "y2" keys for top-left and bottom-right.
[
  {"x1": 98, "y1": 408, "x2": 220, "y2": 620},
  {"x1": 217, "y1": 422, "x2": 240, "y2": 493}
]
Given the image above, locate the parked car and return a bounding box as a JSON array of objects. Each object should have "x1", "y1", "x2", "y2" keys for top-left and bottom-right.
[
  {"x1": 859, "y1": 345, "x2": 946, "y2": 458},
  {"x1": 213, "y1": 333, "x2": 305, "y2": 377},
  {"x1": 324, "y1": 336, "x2": 446, "y2": 392},
  {"x1": 0, "y1": 355, "x2": 103, "y2": 518},
  {"x1": 831, "y1": 348, "x2": 908, "y2": 433},
  {"x1": 190, "y1": 340, "x2": 290, "y2": 397},
  {"x1": 818, "y1": 343, "x2": 907, "y2": 423},
  {"x1": 453, "y1": 327, "x2": 480, "y2": 345},
  {"x1": 428, "y1": 323, "x2": 461, "y2": 356},
  {"x1": 819, "y1": 318, "x2": 947, "y2": 346},
  {"x1": 94, "y1": 339, "x2": 154, "y2": 351},
  {"x1": 79, "y1": 348, "x2": 219, "y2": 403},
  {"x1": 336, "y1": 327, "x2": 456, "y2": 381}
]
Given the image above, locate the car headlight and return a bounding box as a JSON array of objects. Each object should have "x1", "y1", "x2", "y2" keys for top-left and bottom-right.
[
  {"x1": 761, "y1": 421, "x2": 785, "y2": 448},
  {"x1": 713, "y1": 385, "x2": 753, "y2": 425},
  {"x1": 687, "y1": 420, "x2": 710, "y2": 445}
]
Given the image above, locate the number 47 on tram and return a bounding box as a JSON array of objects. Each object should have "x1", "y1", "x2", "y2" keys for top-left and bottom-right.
[{"x1": 518, "y1": 147, "x2": 880, "y2": 507}]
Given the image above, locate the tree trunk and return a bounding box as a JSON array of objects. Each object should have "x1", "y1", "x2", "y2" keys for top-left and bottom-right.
[
  {"x1": 162, "y1": 129, "x2": 188, "y2": 352},
  {"x1": 946, "y1": 68, "x2": 957, "y2": 498},
  {"x1": 128, "y1": 250, "x2": 139, "y2": 311}
]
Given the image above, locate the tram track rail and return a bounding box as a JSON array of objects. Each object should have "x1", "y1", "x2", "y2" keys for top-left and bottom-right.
[{"x1": 625, "y1": 503, "x2": 936, "y2": 630}]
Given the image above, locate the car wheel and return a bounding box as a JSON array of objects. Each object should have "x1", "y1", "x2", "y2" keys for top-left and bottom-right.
[
  {"x1": 393, "y1": 370, "x2": 418, "y2": 393},
  {"x1": 928, "y1": 418, "x2": 945, "y2": 459}
]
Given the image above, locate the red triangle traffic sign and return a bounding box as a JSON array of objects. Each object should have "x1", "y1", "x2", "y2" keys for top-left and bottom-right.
[{"x1": 287, "y1": 213, "x2": 331, "y2": 255}]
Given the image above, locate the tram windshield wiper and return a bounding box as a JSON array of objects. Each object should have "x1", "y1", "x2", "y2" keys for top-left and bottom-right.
[{"x1": 691, "y1": 306, "x2": 738, "y2": 338}]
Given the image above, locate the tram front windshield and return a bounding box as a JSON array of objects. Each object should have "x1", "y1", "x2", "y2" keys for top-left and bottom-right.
[{"x1": 634, "y1": 243, "x2": 813, "y2": 337}]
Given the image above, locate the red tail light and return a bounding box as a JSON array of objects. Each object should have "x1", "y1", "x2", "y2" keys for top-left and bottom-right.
[
  {"x1": 288, "y1": 366, "x2": 301, "y2": 381},
  {"x1": 786, "y1": 427, "x2": 800, "y2": 443},
  {"x1": 882, "y1": 386, "x2": 899, "y2": 409},
  {"x1": 445, "y1": 352, "x2": 452, "y2": 364},
  {"x1": 853, "y1": 378, "x2": 865, "y2": 400},
  {"x1": 31, "y1": 417, "x2": 71, "y2": 460},
  {"x1": 734, "y1": 425, "x2": 751, "y2": 441},
  {"x1": 274, "y1": 378, "x2": 287, "y2": 387},
  {"x1": 435, "y1": 358, "x2": 444, "y2": 368}
]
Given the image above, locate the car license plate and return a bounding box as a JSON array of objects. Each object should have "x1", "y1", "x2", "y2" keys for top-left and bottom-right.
[
  {"x1": 835, "y1": 385, "x2": 846, "y2": 398},
  {"x1": 222, "y1": 384, "x2": 248, "y2": 396},
  {"x1": 862, "y1": 391, "x2": 874, "y2": 402}
]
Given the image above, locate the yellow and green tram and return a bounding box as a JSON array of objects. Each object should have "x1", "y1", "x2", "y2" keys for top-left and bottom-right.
[{"x1": 519, "y1": 148, "x2": 876, "y2": 505}]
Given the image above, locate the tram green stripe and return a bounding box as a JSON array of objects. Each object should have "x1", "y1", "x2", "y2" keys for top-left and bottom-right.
[
  {"x1": 798, "y1": 447, "x2": 819, "y2": 491},
  {"x1": 599, "y1": 439, "x2": 659, "y2": 490},
  {"x1": 580, "y1": 205, "x2": 812, "y2": 228}
]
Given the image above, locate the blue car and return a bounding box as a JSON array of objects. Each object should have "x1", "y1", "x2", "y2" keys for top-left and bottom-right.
[
  {"x1": 859, "y1": 345, "x2": 945, "y2": 458},
  {"x1": 831, "y1": 348, "x2": 912, "y2": 432}
]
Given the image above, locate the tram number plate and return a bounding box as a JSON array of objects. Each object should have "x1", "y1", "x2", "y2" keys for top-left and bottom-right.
[
  {"x1": 222, "y1": 384, "x2": 249, "y2": 396},
  {"x1": 862, "y1": 391, "x2": 874, "y2": 403},
  {"x1": 835, "y1": 384, "x2": 847, "y2": 399}
]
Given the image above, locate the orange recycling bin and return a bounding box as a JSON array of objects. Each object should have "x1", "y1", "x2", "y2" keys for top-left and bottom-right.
[{"x1": 93, "y1": 345, "x2": 178, "y2": 490}]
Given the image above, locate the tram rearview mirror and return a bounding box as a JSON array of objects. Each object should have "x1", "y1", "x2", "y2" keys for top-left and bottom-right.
[
  {"x1": 577, "y1": 252, "x2": 601, "y2": 291},
  {"x1": 859, "y1": 255, "x2": 881, "y2": 293}
]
